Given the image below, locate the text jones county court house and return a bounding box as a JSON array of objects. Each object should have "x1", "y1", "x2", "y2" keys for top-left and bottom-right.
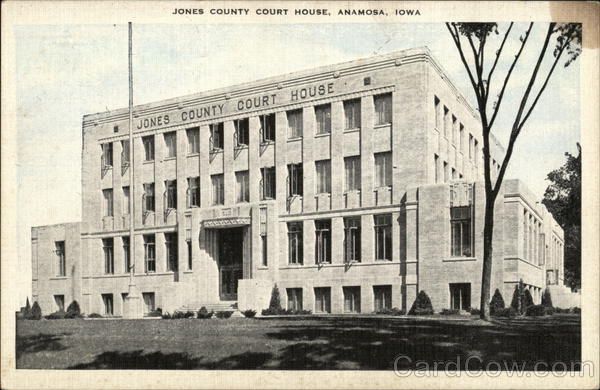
[{"x1": 31, "y1": 47, "x2": 579, "y2": 317}]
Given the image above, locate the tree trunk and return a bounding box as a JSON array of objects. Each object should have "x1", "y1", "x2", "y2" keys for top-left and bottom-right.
[{"x1": 480, "y1": 194, "x2": 496, "y2": 320}]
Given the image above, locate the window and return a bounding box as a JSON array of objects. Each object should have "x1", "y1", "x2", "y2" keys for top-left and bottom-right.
[
  {"x1": 102, "y1": 294, "x2": 114, "y2": 315},
  {"x1": 187, "y1": 177, "x2": 200, "y2": 208},
  {"x1": 211, "y1": 174, "x2": 224, "y2": 205},
  {"x1": 434, "y1": 154, "x2": 440, "y2": 183},
  {"x1": 450, "y1": 283, "x2": 471, "y2": 311},
  {"x1": 451, "y1": 206, "x2": 473, "y2": 257},
  {"x1": 142, "y1": 292, "x2": 155, "y2": 315},
  {"x1": 187, "y1": 239, "x2": 193, "y2": 270},
  {"x1": 103, "y1": 238, "x2": 114, "y2": 274},
  {"x1": 469, "y1": 134, "x2": 474, "y2": 159},
  {"x1": 451, "y1": 115, "x2": 457, "y2": 144},
  {"x1": 287, "y1": 163, "x2": 303, "y2": 197},
  {"x1": 374, "y1": 214, "x2": 392, "y2": 261},
  {"x1": 343, "y1": 286, "x2": 361, "y2": 313},
  {"x1": 143, "y1": 183, "x2": 155, "y2": 212},
  {"x1": 186, "y1": 127, "x2": 199, "y2": 154},
  {"x1": 55, "y1": 241, "x2": 65, "y2": 277},
  {"x1": 143, "y1": 136, "x2": 154, "y2": 161},
  {"x1": 261, "y1": 234, "x2": 268, "y2": 267},
  {"x1": 234, "y1": 118, "x2": 249, "y2": 147},
  {"x1": 434, "y1": 96, "x2": 441, "y2": 129},
  {"x1": 287, "y1": 288, "x2": 303, "y2": 311},
  {"x1": 374, "y1": 285, "x2": 392, "y2": 311},
  {"x1": 165, "y1": 232, "x2": 178, "y2": 272},
  {"x1": 260, "y1": 113, "x2": 276, "y2": 143},
  {"x1": 374, "y1": 152, "x2": 392, "y2": 188},
  {"x1": 459, "y1": 124, "x2": 465, "y2": 152},
  {"x1": 144, "y1": 234, "x2": 156, "y2": 273},
  {"x1": 121, "y1": 140, "x2": 130, "y2": 165},
  {"x1": 122, "y1": 236, "x2": 130, "y2": 273},
  {"x1": 54, "y1": 295, "x2": 65, "y2": 312},
  {"x1": 164, "y1": 132, "x2": 177, "y2": 158},
  {"x1": 443, "y1": 161, "x2": 449, "y2": 183},
  {"x1": 451, "y1": 168, "x2": 456, "y2": 180},
  {"x1": 315, "y1": 219, "x2": 331, "y2": 264},
  {"x1": 374, "y1": 93, "x2": 392, "y2": 125},
  {"x1": 165, "y1": 180, "x2": 177, "y2": 209},
  {"x1": 288, "y1": 222, "x2": 303, "y2": 264},
  {"x1": 261, "y1": 167, "x2": 276, "y2": 200},
  {"x1": 236, "y1": 171, "x2": 249, "y2": 203},
  {"x1": 101, "y1": 142, "x2": 113, "y2": 167},
  {"x1": 315, "y1": 160, "x2": 331, "y2": 194},
  {"x1": 287, "y1": 109, "x2": 303, "y2": 138},
  {"x1": 443, "y1": 106, "x2": 449, "y2": 137},
  {"x1": 122, "y1": 186, "x2": 130, "y2": 214},
  {"x1": 344, "y1": 156, "x2": 361, "y2": 191},
  {"x1": 314, "y1": 287, "x2": 331, "y2": 313},
  {"x1": 344, "y1": 217, "x2": 361, "y2": 262},
  {"x1": 315, "y1": 104, "x2": 331, "y2": 134},
  {"x1": 474, "y1": 139, "x2": 479, "y2": 164},
  {"x1": 103, "y1": 189, "x2": 113, "y2": 217},
  {"x1": 210, "y1": 122, "x2": 224, "y2": 150},
  {"x1": 344, "y1": 99, "x2": 361, "y2": 130},
  {"x1": 114, "y1": 125, "x2": 119, "y2": 133}
]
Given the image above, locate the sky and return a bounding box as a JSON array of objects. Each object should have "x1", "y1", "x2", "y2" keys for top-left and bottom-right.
[{"x1": 14, "y1": 23, "x2": 580, "y2": 306}]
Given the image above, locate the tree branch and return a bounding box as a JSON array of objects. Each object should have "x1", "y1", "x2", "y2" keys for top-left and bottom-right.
[
  {"x1": 488, "y1": 22, "x2": 534, "y2": 130},
  {"x1": 485, "y1": 22, "x2": 513, "y2": 104},
  {"x1": 445, "y1": 23, "x2": 480, "y2": 98}
]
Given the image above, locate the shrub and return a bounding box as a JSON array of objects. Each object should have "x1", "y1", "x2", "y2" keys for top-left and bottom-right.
[
  {"x1": 30, "y1": 301, "x2": 42, "y2": 320},
  {"x1": 45, "y1": 310, "x2": 66, "y2": 320},
  {"x1": 242, "y1": 309, "x2": 256, "y2": 318},
  {"x1": 197, "y1": 306, "x2": 214, "y2": 319},
  {"x1": 146, "y1": 309, "x2": 163, "y2": 317},
  {"x1": 215, "y1": 311, "x2": 233, "y2": 319},
  {"x1": 470, "y1": 308, "x2": 481, "y2": 315},
  {"x1": 161, "y1": 312, "x2": 173, "y2": 319},
  {"x1": 376, "y1": 307, "x2": 405, "y2": 316},
  {"x1": 172, "y1": 311, "x2": 187, "y2": 319},
  {"x1": 408, "y1": 291, "x2": 434, "y2": 315},
  {"x1": 88, "y1": 313, "x2": 103, "y2": 318},
  {"x1": 541, "y1": 288, "x2": 553, "y2": 308},
  {"x1": 510, "y1": 280, "x2": 533, "y2": 315},
  {"x1": 440, "y1": 308, "x2": 460, "y2": 315},
  {"x1": 489, "y1": 289, "x2": 505, "y2": 316},
  {"x1": 22, "y1": 298, "x2": 32, "y2": 319},
  {"x1": 523, "y1": 289, "x2": 534, "y2": 310},
  {"x1": 571, "y1": 307, "x2": 581, "y2": 314},
  {"x1": 525, "y1": 304, "x2": 551, "y2": 316},
  {"x1": 494, "y1": 307, "x2": 518, "y2": 318},
  {"x1": 65, "y1": 301, "x2": 82, "y2": 319},
  {"x1": 266, "y1": 284, "x2": 284, "y2": 314}
]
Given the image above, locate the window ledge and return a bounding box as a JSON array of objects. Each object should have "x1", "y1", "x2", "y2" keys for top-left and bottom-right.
[
  {"x1": 287, "y1": 137, "x2": 303, "y2": 142},
  {"x1": 187, "y1": 153, "x2": 200, "y2": 158},
  {"x1": 50, "y1": 276, "x2": 68, "y2": 280},
  {"x1": 163, "y1": 157, "x2": 176, "y2": 162},
  {"x1": 210, "y1": 149, "x2": 224, "y2": 154},
  {"x1": 183, "y1": 270, "x2": 193, "y2": 274},
  {"x1": 260, "y1": 140, "x2": 275, "y2": 146},
  {"x1": 443, "y1": 257, "x2": 477, "y2": 262},
  {"x1": 234, "y1": 144, "x2": 249, "y2": 150},
  {"x1": 344, "y1": 128, "x2": 360, "y2": 134},
  {"x1": 314, "y1": 132, "x2": 331, "y2": 138},
  {"x1": 256, "y1": 267, "x2": 269, "y2": 270},
  {"x1": 374, "y1": 123, "x2": 392, "y2": 129}
]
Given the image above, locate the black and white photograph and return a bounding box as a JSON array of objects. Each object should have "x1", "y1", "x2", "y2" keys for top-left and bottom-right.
[{"x1": 1, "y1": 1, "x2": 598, "y2": 389}]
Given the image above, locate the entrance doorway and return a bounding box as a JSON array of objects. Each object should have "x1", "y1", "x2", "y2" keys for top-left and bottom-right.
[
  {"x1": 449, "y1": 283, "x2": 471, "y2": 311},
  {"x1": 217, "y1": 227, "x2": 245, "y2": 300}
]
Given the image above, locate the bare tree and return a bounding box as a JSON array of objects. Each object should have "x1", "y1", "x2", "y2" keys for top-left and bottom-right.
[{"x1": 446, "y1": 22, "x2": 581, "y2": 320}]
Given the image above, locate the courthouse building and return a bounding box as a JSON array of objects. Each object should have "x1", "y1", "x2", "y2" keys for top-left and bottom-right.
[{"x1": 31, "y1": 47, "x2": 572, "y2": 316}]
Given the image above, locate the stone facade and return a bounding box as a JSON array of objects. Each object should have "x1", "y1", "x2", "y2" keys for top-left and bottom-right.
[{"x1": 31, "y1": 48, "x2": 570, "y2": 316}]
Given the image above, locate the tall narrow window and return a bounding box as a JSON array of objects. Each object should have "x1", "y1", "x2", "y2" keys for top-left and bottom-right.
[
  {"x1": 103, "y1": 238, "x2": 114, "y2": 275},
  {"x1": 459, "y1": 124, "x2": 465, "y2": 152},
  {"x1": 234, "y1": 118, "x2": 250, "y2": 147},
  {"x1": 434, "y1": 154, "x2": 440, "y2": 183},
  {"x1": 434, "y1": 96, "x2": 441, "y2": 129},
  {"x1": 143, "y1": 136, "x2": 154, "y2": 161},
  {"x1": 315, "y1": 220, "x2": 331, "y2": 264},
  {"x1": 287, "y1": 288, "x2": 303, "y2": 311},
  {"x1": 474, "y1": 139, "x2": 479, "y2": 165},
  {"x1": 211, "y1": 174, "x2": 224, "y2": 205},
  {"x1": 165, "y1": 180, "x2": 177, "y2": 209},
  {"x1": 469, "y1": 134, "x2": 474, "y2": 159},
  {"x1": 314, "y1": 287, "x2": 331, "y2": 313},
  {"x1": 210, "y1": 122, "x2": 224, "y2": 150},
  {"x1": 344, "y1": 99, "x2": 361, "y2": 130},
  {"x1": 187, "y1": 177, "x2": 200, "y2": 208},
  {"x1": 451, "y1": 115, "x2": 457, "y2": 144},
  {"x1": 164, "y1": 132, "x2": 177, "y2": 158},
  {"x1": 102, "y1": 294, "x2": 114, "y2": 315},
  {"x1": 102, "y1": 142, "x2": 113, "y2": 167},
  {"x1": 315, "y1": 160, "x2": 331, "y2": 194},
  {"x1": 260, "y1": 113, "x2": 276, "y2": 143},
  {"x1": 287, "y1": 163, "x2": 303, "y2": 197},
  {"x1": 315, "y1": 104, "x2": 331, "y2": 134},
  {"x1": 54, "y1": 295, "x2": 65, "y2": 312},
  {"x1": 287, "y1": 109, "x2": 303, "y2": 138},
  {"x1": 344, "y1": 217, "x2": 361, "y2": 262},
  {"x1": 374, "y1": 214, "x2": 392, "y2": 261},
  {"x1": 443, "y1": 106, "x2": 449, "y2": 137},
  {"x1": 451, "y1": 206, "x2": 473, "y2": 257},
  {"x1": 374, "y1": 93, "x2": 392, "y2": 125},
  {"x1": 121, "y1": 140, "x2": 130, "y2": 165},
  {"x1": 187, "y1": 239, "x2": 193, "y2": 270},
  {"x1": 165, "y1": 232, "x2": 178, "y2": 272},
  {"x1": 144, "y1": 234, "x2": 156, "y2": 273},
  {"x1": 344, "y1": 156, "x2": 361, "y2": 191},
  {"x1": 235, "y1": 171, "x2": 249, "y2": 203},
  {"x1": 122, "y1": 236, "x2": 130, "y2": 273},
  {"x1": 374, "y1": 152, "x2": 392, "y2": 188},
  {"x1": 373, "y1": 285, "x2": 392, "y2": 311},
  {"x1": 261, "y1": 234, "x2": 268, "y2": 267},
  {"x1": 288, "y1": 222, "x2": 303, "y2": 265},
  {"x1": 143, "y1": 183, "x2": 155, "y2": 212},
  {"x1": 186, "y1": 127, "x2": 199, "y2": 154},
  {"x1": 261, "y1": 167, "x2": 276, "y2": 200},
  {"x1": 103, "y1": 189, "x2": 113, "y2": 217},
  {"x1": 443, "y1": 161, "x2": 449, "y2": 183},
  {"x1": 122, "y1": 186, "x2": 130, "y2": 215},
  {"x1": 55, "y1": 241, "x2": 65, "y2": 277},
  {"x1": 343, "y1": 286, "x2": 361, "y2": 313}
]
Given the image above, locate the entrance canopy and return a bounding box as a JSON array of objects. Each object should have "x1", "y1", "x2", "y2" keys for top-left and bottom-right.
[{"x1": 203, "y1": 217, "x2": 251, "y2": 229}]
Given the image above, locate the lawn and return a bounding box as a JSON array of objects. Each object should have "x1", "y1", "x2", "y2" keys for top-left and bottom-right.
[{"x1": 16, "y1": 314, "x2": 581, "y2": 370}]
